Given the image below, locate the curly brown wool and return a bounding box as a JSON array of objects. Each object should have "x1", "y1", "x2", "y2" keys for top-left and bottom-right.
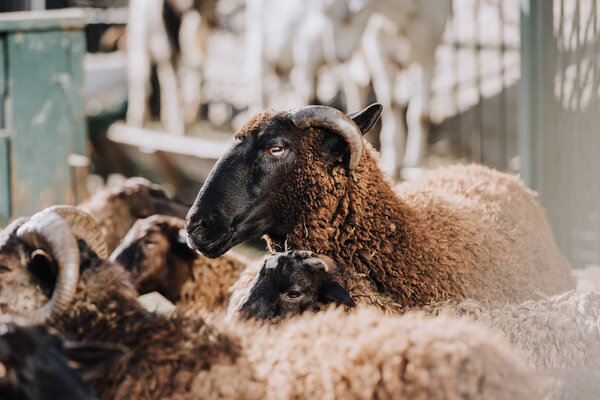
[
  {"x1": 79, "y1": 177, "x2": 189, "y2": 253},
  {"x1": 235, "y1": 111, "x2": 575, "y2": 306}
]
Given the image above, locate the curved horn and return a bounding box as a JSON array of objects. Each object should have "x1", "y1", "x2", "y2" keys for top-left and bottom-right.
[
  {"x1": 43, "y1": 205, "x2": 108, "y2": 259},
  {"x1": 14, "y1": 211, "x2": 80, "y2": 323},
  {"x1": 286, "y1": 105, "x2": 363, "y2": 170}
]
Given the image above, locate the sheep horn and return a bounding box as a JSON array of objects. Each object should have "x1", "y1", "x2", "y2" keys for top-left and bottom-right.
[
  {"x1": 44, "y1": 205, "x2": 108, "y2": 259},
  {"x1": 287, "y1": 105, "x2": 364, "y2": 170},
  {"x1": 14, "y1": 211, "x2": 80, "y2": 323}
]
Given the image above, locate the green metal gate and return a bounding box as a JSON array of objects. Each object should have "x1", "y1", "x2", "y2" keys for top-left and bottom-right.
[
  {"x1": 0, "y1": 9, "x2": 87, "y2": 226},
  {"x1": 520, "y1": 0, "x2": 600, "y2": 268}
]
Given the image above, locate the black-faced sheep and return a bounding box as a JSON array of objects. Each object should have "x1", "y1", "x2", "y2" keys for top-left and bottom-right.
[
  {"x1": 186, "y1": 104, "x2": 575, "y2": 307},
  {"x1": 0, "y1": 316, "x2": 123, "y2": 400},
  {"x1": 79, "y1": 177, "x2": 189, "y2": 254},
  {"x1": 236, "y1": 251, "x2": 355, "y2": 320},
  {"x1": 0, "y1": 206, "x2": 547, "y2": 400},
  {"x1": 236, "y1": 251, "x2": 600, "y2": 372},
  {"x1": 110, "y1": 214, "x2": 247, "y2": 310}
]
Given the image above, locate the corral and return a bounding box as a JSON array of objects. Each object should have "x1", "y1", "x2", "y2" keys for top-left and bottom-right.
[{"x1": 0, "y1": 1, "x2": 599, "y2": 399}]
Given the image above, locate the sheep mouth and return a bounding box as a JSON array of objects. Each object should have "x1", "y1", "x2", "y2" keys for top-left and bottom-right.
[{"x1": 187, "y1": 229, "x2": 237, "y2": 258}]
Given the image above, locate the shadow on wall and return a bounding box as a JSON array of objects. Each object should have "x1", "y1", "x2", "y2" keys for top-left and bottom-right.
[{"x1": 430, "y1": 83, "x2": 518, "y2": 171}]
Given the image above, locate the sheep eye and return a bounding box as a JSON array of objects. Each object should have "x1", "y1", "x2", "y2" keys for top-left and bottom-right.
[
  {"x1": 268, "y1": 146, "x2": 285, "y2": 157},
  {"x1": 0, "y1": 265, "x2": 10, "y2": 273},
  {"x1": 287, "y1": 290, "x2": 302, "y2": 299}
]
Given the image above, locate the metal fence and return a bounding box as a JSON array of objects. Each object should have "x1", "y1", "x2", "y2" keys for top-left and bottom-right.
[
  {"x1": 520, "y1": 0, "x2": 600, "y2": 268},
  {"x1": 429, "y1": 0, "x2": 520, "y2": 170}
]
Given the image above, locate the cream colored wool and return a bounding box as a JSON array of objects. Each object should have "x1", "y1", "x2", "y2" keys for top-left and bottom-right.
[
  {"x1": 45, "y1": 253, "x2": 547, "y2": 400},
  {"x1": 240, "y1": 308, "x2": 548, "y2": 400},
  {"x1": 417, "y1": 290, "x2": 600, "y2": 371}
]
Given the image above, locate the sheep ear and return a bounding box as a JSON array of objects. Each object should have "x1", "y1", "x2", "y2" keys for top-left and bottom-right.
[
  {"x1": 63, "y1": 342, "x2": 125, "y2": 379},
  {"x1": 318, "y1": 281, "x2": 356, "y2": 307},
  {"x1": 347, "y1": 103, "x2": 382, "y2": 136}
]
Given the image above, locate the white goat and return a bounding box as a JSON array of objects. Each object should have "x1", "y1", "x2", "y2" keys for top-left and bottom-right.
[
  {"x1": 360, "y1": 1, "x2": 451, "y2": 175},
  {"x1": 246, "y1": 0, "x2": 451, "y2": 176},
  {"x1": 245, "y1": 0, "x2": 371, "y2": 110},
  {"x1": 126, "y1": 0, "x2": 212, "y2": 134}
]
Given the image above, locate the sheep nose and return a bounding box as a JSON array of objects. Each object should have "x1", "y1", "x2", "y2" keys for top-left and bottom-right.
[{"x1": 186, "y1": 218, "x2": 208, "y2": 237}]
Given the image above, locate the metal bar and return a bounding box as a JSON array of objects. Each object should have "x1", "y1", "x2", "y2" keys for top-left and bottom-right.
[
  {"x1": 518, "y1": 0, "x2": 553, "y2": 191},
  {"x1": 0, "y1": 132, "x2": 10, "y2": 225}
]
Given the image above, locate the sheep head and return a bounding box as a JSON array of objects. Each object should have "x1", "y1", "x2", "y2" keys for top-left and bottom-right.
[
  {"x1": 106, "y1": 177, "x2": 189, "y2": 221},
  {"x1": 110, "y1": 215, "x2": 196, "y2": 302},
  {"x1": 0, "y1": 206, "x2": 107, "y2": 324},
  {"x1": 186, "y1": 104, "x2": 382, "y2": 258},
  {"x1": 237, "y1": 251, "x2": 355, "y2": 320},
  {"x1": 0, "y1": 319, "x2": 124, "y2": 400}
]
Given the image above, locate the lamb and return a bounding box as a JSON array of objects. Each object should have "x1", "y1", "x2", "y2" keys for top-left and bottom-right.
[
  {"x1": 235, "y1": 251, "x2": 600, "y2": 372},
  {"x1": 79, "y1": 177, "x2": 189, "y2": 254},
  {"x1": 0, "y1": 315, "x2": 123, "y2": 400},
  {"x1": 0, "y1": 206, "x2": 547, "y2": 400},
  {"x1": 186, "y1": 103, "x2": 575, "y2": 308},
  {"x1": 110, "y1": 214, "x2": 247, "y2": 310}
]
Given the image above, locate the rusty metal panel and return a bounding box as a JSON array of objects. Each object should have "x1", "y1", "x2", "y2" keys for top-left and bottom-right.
[{"x1": 7, "y1": 29, "x2": 76, "y2": 215}]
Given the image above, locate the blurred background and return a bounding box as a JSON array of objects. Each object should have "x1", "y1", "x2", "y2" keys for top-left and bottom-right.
[{"x1": 0, "y1": 0, "x2": 597, "y2": 268}]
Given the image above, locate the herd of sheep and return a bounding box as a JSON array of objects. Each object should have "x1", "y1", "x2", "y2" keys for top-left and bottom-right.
[{"x1": 1, "y1": 103, "x2": 599, "y2": 399}]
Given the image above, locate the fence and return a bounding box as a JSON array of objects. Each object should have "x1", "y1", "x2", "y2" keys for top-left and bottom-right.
[
  {"x1": 520, "y1": 0, "x2": 600, "y2": 268},
  {"x1": 429, "y1": 0, "x2": 520, "y2": 170}
]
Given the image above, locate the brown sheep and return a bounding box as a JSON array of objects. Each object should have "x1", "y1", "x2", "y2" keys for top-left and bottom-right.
[
  {"x1": 79, "y1": 177, "x2": 189, "y2": 253},
  {"x1": 110, "y1": 215, "x2": 247, "y2": 310},
  {"x1": 186, "y1": 104, "x2": 574, "y2": 307},
  {"x1": 0, "y1": 207, "x2": 548, "y2": 400}
]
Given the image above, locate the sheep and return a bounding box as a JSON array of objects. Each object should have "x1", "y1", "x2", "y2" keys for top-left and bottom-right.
[
  {"x1": 186, "y1": 103, "x2": 575, "y2": 308},
  {"x1": 79, "y1": 177, "x2": 189, "y2": 254},
  {"x1": 233, "y1": 250, "x2": 393, "y2": 319},
  {"x1": 417, "y1": 290, "x2": 600, "y2": 371},
  {"x1": 110, "y1": 214, "x2": 247, "y2": 310},
  {"x1": 235, "y1": 251, "x2": 600, "y2": 372},
  {"x1": 0, "y1": 315, "x2": 124, "y2": 400},
  {"x1": 0, "y1": 206, "x2": 548, "y2": 400}
]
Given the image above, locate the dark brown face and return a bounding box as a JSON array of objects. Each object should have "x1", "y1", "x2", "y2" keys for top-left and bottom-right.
[
  {"x1": 185, "y1": 104, "x2": 382, "y2": 258},
  {"x1": 0, "y1": 323, "x2": 123, "y2": 400},
  {"x1": 0, "y1": 221, "x2": 56, "y2": 312},
  {"x1": 110, "y1": 215, "x2": 196, "y2": 301},
  {"x1": 237, "y1": 251, "x2": 355, "y2": 320}
]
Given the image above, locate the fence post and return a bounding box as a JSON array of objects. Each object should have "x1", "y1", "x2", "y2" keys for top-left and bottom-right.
[{"x1": 519, "y1": 0, "x2": 553, "y2": 191}]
